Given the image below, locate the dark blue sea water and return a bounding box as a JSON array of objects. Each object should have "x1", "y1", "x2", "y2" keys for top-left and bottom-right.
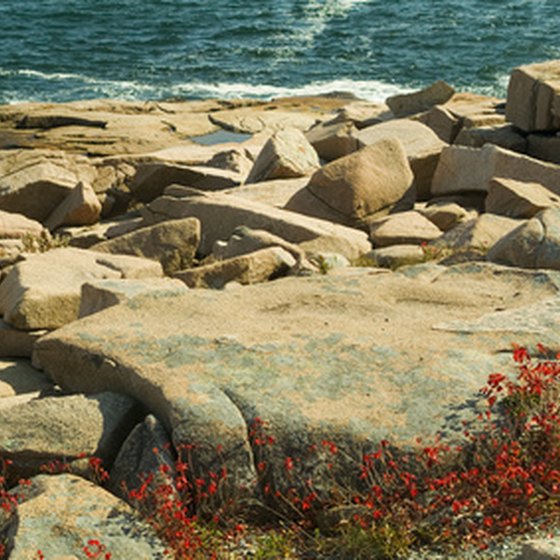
[{"x1": 1, "y1": 0, "x2": 559, "y2": 104}]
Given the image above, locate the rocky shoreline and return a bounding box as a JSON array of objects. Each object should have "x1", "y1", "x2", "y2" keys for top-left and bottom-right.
[{"x1": 1, "y1": 61, "x2": 560, "y2": 558}]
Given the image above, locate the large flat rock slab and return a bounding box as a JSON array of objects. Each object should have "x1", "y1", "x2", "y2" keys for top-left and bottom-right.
[{"x1": 34, "y1": 263, "x2": 560, "y2": 494}]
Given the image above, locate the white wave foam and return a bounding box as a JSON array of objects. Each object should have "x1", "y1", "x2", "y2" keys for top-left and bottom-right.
[
  {"x1": 167, "y1": 79, "x2": 413, "y2": 102},
  {"x1": 0, "y1": 68, "x2": 413, "y2": 103}
]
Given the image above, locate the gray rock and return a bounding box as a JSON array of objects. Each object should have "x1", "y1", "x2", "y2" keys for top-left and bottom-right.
[
  {"x1": 519, "y1": 537, "x2": 560, "y2": 559},
  {"x1": 0, "y1": 392, "x2": 143, "y2": 482},
  {"x1": 9, "y1": 474, "x2": 170, "y2": 559},
  {"x1": 109, "y1": 414, "x2": 175, "y2": 507},
  {"x1": 0, "y1": 358, "x2": 53, "y2": 398}
]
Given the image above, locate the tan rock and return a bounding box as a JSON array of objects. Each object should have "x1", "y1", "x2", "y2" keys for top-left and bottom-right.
[
  {"x1": 79, "y1": 278, "x2": 188, "y2": 318},
  {"x1": 288, "y1": 138, "x2": 414, "y2": 226},
  {"x1": 454, "y1": 124, "x2": 527, "y2": 152},
  {"x1": 45, "y1": 181, "x2": 102, "y2": 231},
  {"x1": 386, "y1": 80, "x2": 455, "y2": 117},
  {"x1": 0, "y1": 159, "x2": 78, "y2": 222},
  {"x1": 0, "y1": 99, "x2": 218, "y2": 156},
  {"x1": 486, "y1": 178, "x2": 560, "y2": 218},
  {"x1": 212, "y1": 226, "x2": 306, "y2": 264},
  {"x1": 145, "y1": 187, "x2": 371, "y2": 260},
  {"x1": 34, "y1": 263, "x2": 560, "y2": 500},
  {"x1": 432, "y1": 144, "x2": 560, "y2": 196},
  {"x1": 415, "y1": 104, "x2": 462, "y2": 144},
  {"x1": 0, "y1": 239, "x2": 24, "y2": 269},
  {"x1": 211, "y1": 109, "x2": 318, "y2": 134},
  {"x1": 284, "y1": 185, "x2": 360, "y2": 227},
  {"x1": 364, "y1": 244, "x2": 426, "y2": 269},
  {"x1": 331, "y1": 101, "x2": 392, "y2": 129},
  {"x1": 356, "y1": 119, "x2": 447, "y2": 199},
  {"x1": 0, "y1": 392, "x2": 42, "y2": 412},
  {"x1": 222, "y1": 177, "x2": 309, "y2": 208},
  {"x1": 369, "y1": 211, "x2": 443, "y2": 248},
  {"x1": 443, "y1": 92, "x2": 505, "y2": 122},
  {"x1": 0, "y1": 210, "x2": 44, "y2": 239},
  {"x1": 527, "y1": 133, "x2": 560, "y2": 165},
  {"x1": 0, "y1": 248, "x2": 163, "y2": 330},
  {"x1": 91, "y1": 217, "x2": 201, "y2": 275},
  {"x1": 59, "y1": 212, "x2": 145, "y2": 248},
  {"x1": 506, "y1": 60, "x2": 560, "y2": 132},
  {"x1": 175, "y1": 247, "x2": 296, "y2": 289},
  {"x1": 246, "y1": 128, "x2": 320, "y2": 183},
  {"x1": 305, "y1": 120, "x2": 360, "y2": 161},
  {"x1": 419, "y1": 202, "x2": 477, "y2": 232},
  {"x1": 130, "y1": 161, "x2": 241, "y2": 203},
  {"x1": 434, "y1": 214, "x2": 522, "y2": 252}
]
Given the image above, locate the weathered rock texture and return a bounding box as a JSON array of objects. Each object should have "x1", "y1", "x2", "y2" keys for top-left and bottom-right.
[
  {"x1": 8, "y1": 474, "x2": 169, "y2": 559},
  {"x1": 34, "y1": 263, "x2": 560, "y2": 496}
]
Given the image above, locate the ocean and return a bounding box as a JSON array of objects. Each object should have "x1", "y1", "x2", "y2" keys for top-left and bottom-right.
[{"x1": 1, "y1": 0, "x2": 559, "y2": 104}]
